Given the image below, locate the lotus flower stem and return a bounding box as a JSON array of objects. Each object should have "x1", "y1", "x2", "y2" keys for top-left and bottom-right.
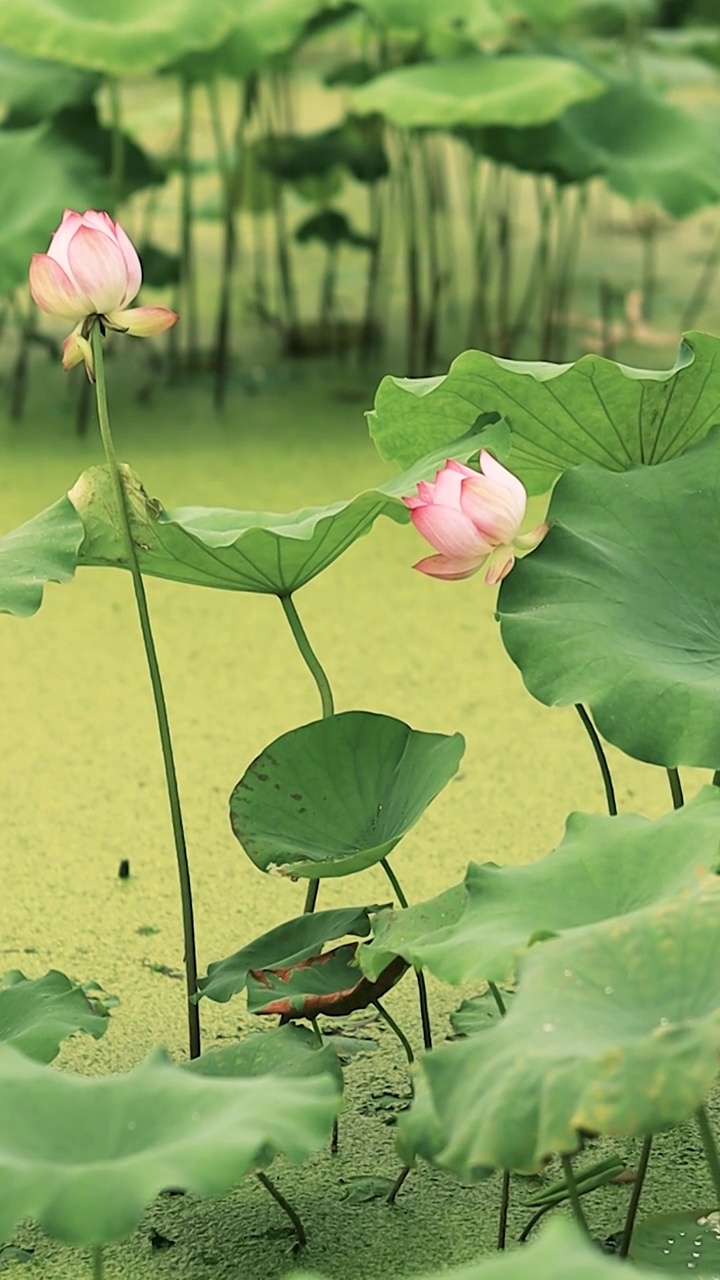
[
  {"x1": 380, "y1": 858, "x2": 433, "y2": 1051},
  {"x1": 279, "y1": 593, "x2": 335, "y2": 916},
  {"x1": 92, "y1": 1246, "x2": 104, "y2": 1280},
  {"x1": 255, "y1": 1171, "x2": 306, "y2": 1250},
  {"x1": 617, "y1": 1134, "x2": 653, "y2": 1258},
  {"x1": 497, "y1": 1171, "x2": 511, "y2": 1250},
  {"x1": 696, "y1": 1106, "x2": 720, "y2": 1206},
  {"x1": 667, "y1": 767, "x2": 684, "y2": 810},
  {"x1": 373, "y1": 997, "x2": 415, "y2": 1065},
  {"x1": 90, "y1": 324, "x2": 200, "y2": 1060},
  {"x1": 575, "y1": 705, "x2": 617, "y2": 816},
  {"x1": 559, "y1": 1154, "x2": 590, "y2": 1236}
]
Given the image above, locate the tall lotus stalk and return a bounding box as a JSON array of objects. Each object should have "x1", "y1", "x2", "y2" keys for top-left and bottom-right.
[{"x1": 29, "y1": 210, "x2": 201, "y2": 1059}]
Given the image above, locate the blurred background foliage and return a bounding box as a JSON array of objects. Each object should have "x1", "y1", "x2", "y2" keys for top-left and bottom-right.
[{"x1": 1, "y1": 0, "x2": 720, "y2": 427}]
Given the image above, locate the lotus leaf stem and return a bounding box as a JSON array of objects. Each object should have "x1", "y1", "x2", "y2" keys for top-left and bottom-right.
[
  {"x1": 618, "y1": 1134, "x2": 653, "y2": 1258},
  {"x1": 380, "y1": 857, "x2": 433, "y2": 1050},
  {"x1": 559, "y1": 1154, "x2": 590, "y2": 1236},
  {"x1": 92, "y1": 1246, "x2": 103, "y2": 1280},
  {"x1": 518, "y1": 1204, "x2": 551, "y2": 1244},
  {"x1": 574, "y1": 705, "x2": 617, "y2": 816},
  {"x1": 386, "y1": 1165, "x2": 411, "y2": 1205},
  {"x1": 667, "y1": 767, "x2": 684, "y2": 810},
  {"x1": 497, "y1": 1170, "x2": 511, "y2": 1249},
  {"x1": 255, "y1": 1171, "x2": 306, "y2": 1250},
  {"x1": 90, "y1": 325, "x2": 200, "y2": 1060},
  {"x1": 489, "y1": 982, "x2": 507, "y2": 1017},
  {"x1": 373, "y1": 997, "x2": 415, "y2": 1064},
  {"x1": 696, "y1": 1106, "x2": 720, "y2": 1206}
]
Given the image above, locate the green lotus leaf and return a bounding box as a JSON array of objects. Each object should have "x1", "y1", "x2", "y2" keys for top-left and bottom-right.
[
  {"x1": 0, "y1": 495, "x2": 84, "y2": 617},
  {"x1": 370, "y1": 330, "x2": 720, "y2": 492},
  {"x1": 68, "y1": 422, "x2": 508, "y2": 596},
  {"x1": 248, "y1": 943, "x2": 406, "y2": 1019},
  {"x1": 398, "y1": 879, "x2": 720, "y2": 1178},
  {"x1": 184, "y1": 1023, "x2": 344, "y2": 1093},
  {"x1": 630, "y1": 1210, "x2": 720, "y2": 1273},
  {"x1": 0, "y1": 0, "x2": 237, "y2": 76},
  {"x1": 0, "y1": 1044, "x2": 339, "y2": 1245},
  {"x1": 361, "y1": 788, "x2": 720, "y2": 982},
  {"x1": 230, "y1": 711, "x2": 465, "y2": 879},
  {"x1": 286, "y1": 1217, "x2": 667, "y2": 1279},
  {"x1": 351, "y1": 55, "x2": 604, "y2": 130},
  {"x1": 0, "y1": 47, "x2": 98, "y2": 118},
  {"x1": 0, "y1": 970, "x2": 109, "y2": 1063},
  {"x1": 450, "y1": 990, "x2": 514, "y2": 1037},
  {"x1": 198, "y1": 904, "x2": 386, "y2": 1004},
  {"x1": 498, "y1": 427, "x2": 720, "y2": 768}
]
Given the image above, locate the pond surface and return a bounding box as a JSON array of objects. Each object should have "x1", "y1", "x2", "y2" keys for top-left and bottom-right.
[{"x1": 0, "y1": 369, "x2": 707, "y2": 1278}]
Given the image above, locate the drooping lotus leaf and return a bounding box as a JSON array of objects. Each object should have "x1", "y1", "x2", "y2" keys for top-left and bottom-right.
[
  {"x1": 630, "y1": 1210, "x2": 720, "y2": 1273},
  {"x1": 230, "y1": 711, "x2": 465, "y2": 879},
  {"x1": 0, "y1": 496, "x2": 84, "y2": 618},
  {"x1": 498, "y1": 427, "x2": 720, "y2": 768},
  {"x1": 167, "y1": 0, "x2": 331, "y2": 81},
  {"x1": 398, "y1": 879, "x2": 720, "y2": 1178},
  {"x1": 197, "y1": 904, "x2": 385, "y2": 1004},
  {"x1": 360, "y1": 788, "x2": 720, "y2": 982},
  {"x1": 295, "y1": 209, "x2": 374, "y2": 249},
  {"x1": 462, "y1": 118, "x2": 602, "y2": 185},
  {"x1": 0, "y1": 47, "x2": 98, "y2": 118},
  {"x1": 248, "y1": 943, "x2": 406, "y2": 1019},
  {"x1": 286, "y1": 1217, "x2": 667, "y2": 1280},
  {"x1": 0, "y1": 970, "x2": 108, "y2": 1063},
  {"x1": 68, "y1": 422, "x2": 508, "y2": 596},
  {"x1": 0, "y1": 0, "x2": 237, "y2": 76},
  {"x1": 0, "y1": 1044, "x2": 339, "y2": 1245},
  {"x1": 351, "y1": 55, "x2": 603, "y2": 130},
  {"x1": 184, "y1": 1023, "x2": 344, "y2": 1093}
]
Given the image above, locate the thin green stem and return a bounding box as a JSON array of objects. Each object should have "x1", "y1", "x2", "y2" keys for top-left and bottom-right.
[
  {"x1": 488, "y1": 982, "x2": 507, "y2": 1017},
  {"x1": 90, "y1": 325, "x2": 200, "y2": 1060},
  {"x1": 560, "y1": 1154, "x2": 590, "y2": 1236},
  {"x1": 256, "y1": 1171, "x2": 306, "y2": 1250},
  {"x1": 386, "y1": 1165, "x2": 411, "y2": 1205},
  {"x1": 618, "y1": 1135, "x2": 653, "y2": 1258},
  {"x1": 667, "y1": 767, "x2": 684, "y2": 810},
  {"x1": 107, "y1": 78, "x2": 125, "y2": 213},
  {"x1": 374, "y1": 997, "x2": 414, "y2": 1064},
  {"x1": 518, "y1": 1204, "x2": 551, "y2": 1244},
  {"x1": 92, "y1": 1246, "x2": 104, "y2": 1280},
  {"x1": 497, "y1": 1170, "x2": 511, "y2": 1250},
  {"x1": 380, "y1": 858, "x2": 433, "y2": 1050},
  {"x1": 575, "y1": 705, "x2": 617, "y2": 816},
  {"x1": 697, "y1": 1106, "x2": 720, "y2": 1205}
]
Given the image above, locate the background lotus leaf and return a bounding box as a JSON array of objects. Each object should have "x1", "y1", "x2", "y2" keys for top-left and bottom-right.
[
  {"x1": 398, "y1": 880, "x2": 720, "y2": 1178},
  {"x1": 229, "y1": 711, "x2": 465, "y2": 879},
  {"x1": 0, "y1": 1044, "x2": 339, "y2": 1245},
  {"x1": 247, "y1": 943, "x2": 406, "y2": 1019},
  {"x1": 197, "y1": 904, "x2": 385, "y2": 1004},
  {"x1": 0, "y1": 970, "x2": 109, "y2": 1063},
  {"x1": 360, "y1": 788, "x2": 720, "y2": 982},
  {"x1": 498, "y1": 427, "x2": 720, "y2": 768},
  {"x1": 368, "y1": 330, "x2": 720, "y2": 493},
  {"x1": 351, "y1": 56, "x2": 604, "y2": 129},
  {"x1": 0, "y1": 47, "x2": 99, "y2": 119},
  {"x1": 184, "y1": 1023, "x2": 344, "y2": 1093}
]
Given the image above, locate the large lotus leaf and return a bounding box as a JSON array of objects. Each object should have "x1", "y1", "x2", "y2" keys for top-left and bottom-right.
[
  {"x1": 462, "y1": 118, "x2": 602, "y2": 185},
  {"x1": 184, "y1": 1023, "x2": 344, "y2": 1093},
  {"x1": 498, "y1": 427, "x2": 720, "y2": 768},
  {"x1": 0, "y1": 1044, "x2": 339, "y2": 1246},
  {"x1": 230, "y1": 711, "x2": 465, "y2": 879},
  {"x1": 630, "y1": 1210, "x2": 720, "y2": 1274},
  {"x1": 360, "y1": 788, "x2": 720, "y2": 983},
  {"x1": 197, "y1": 904, "x2": 385, "y2": 1004},
  {"x1": 248, "y1": 943, "x2": 406, "y2": 1019},
  {"x1": 398, "y1": 879, "x2": 720, "y2": 1178},
  {"x1": 168, "y1": 0, "x2": 332, "y2": 81},
  {"x1": 0, "y1": 0, "x2": 237, "y2": 76},
  {"x1": 351, "y1": 55, "x2": 603, "y2": 129},
  {"x1": 561, "y1": 81, "x2": 720, "y2": 218},
  {"x1": 286, "y1": 1218, "x2": 669, "y2": 1280},
  {"x1": 0, "y1": 126, "x2": 106, "y2": 295},
  {"x1": 0, "y1": 496, "x2": 84, "y2": 617},
  {"x1": 68, "y1": 422, "x2": 507, "y2": 596},
  {"x1": 0, "y1": 47, "x2": 98, "y2": 118},
  {"x1": 369, "y1": 330, "x2": 720, "y2": 492},
  {"x1": 359, "y1": 0, "x2": 580, "y2": 36},
  {"x1": 0, "y1": 970, "x2": 108, "y2": 1064}
]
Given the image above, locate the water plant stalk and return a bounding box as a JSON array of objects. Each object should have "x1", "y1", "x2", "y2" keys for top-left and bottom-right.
[
  {"x1": 488, "y1": 981, "x2": 507, "y2": 1016},
  {"x1": 255, "y1": 1171, "x2": 306, "y2": 1250},
  {"x1": 696, "y1": 1105, "x2": 720, "y2": 1206},
  {"x1": 575, "y1": 705, "x2": 617, "y2": 816},
  {"x1": 374, "y1": 997, "x2": 415, "y2": 1065},
  {"x1": 92, "y1": 1246, "x2": 103, "y2": 1280},
  {"x1": 380, "y1": 857, "x2": 433, "y2": 1051},
  {"x1": 497, "y1": 1171, "x2": 511, "y2": 1250},
  {"x1": 618, "y1": 1134, "x2": 653, "y2": 1258},
  {"x1": 560, "y1": 1154, "x2": 590, "y2": 1236},
  {"x1": 386, "y1": 1164, "x2": 411, "y2": 1205},
  {"x1": 178, "y1": 76, "x2": 200, "y2": 368},
  {"x1": 667, "y1": 767, "x2": 684, "y2": 810},
  {"x1": 90, "y1": 324, "x2": 201, "y2": 1059}
]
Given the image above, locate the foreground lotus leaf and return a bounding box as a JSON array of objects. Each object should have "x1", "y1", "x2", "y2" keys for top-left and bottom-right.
[
  {"x1": 198, "y1": 904, "x2": 385, "y2": 1004},
  {"x1": 498, "y1": 426, "x2": 720, "y2": 767},
  {"x1": 247, "y1": 943, "x2": 406, "y2": 1019},
  {"x1": 286, "y1": 1217, "x2": 666, "y2": 1279},
  {"x1": 0, "y1": 1044, "x2": 339, "y2": 1245},
  {"x1": 368, "y1": 330, "x2": 720, "y2": 492},
  {"x1": 184, "y1": 1023, "x2": 344, "y2": 1093},
  {"x1": 398, "y1": 880, "x2": 720, "y2": 1178},
  {"x1": 0, "y1": 494, "x2": 83, "y2": 617},
  {"x1": 360, "y1": 788, "x2": 720, "y2": 983},
  {"x1": 229, "y1": 711, "x2": 464, "y2": 879},
  {"x1": 0, "y1": 970, "x2": 108, "y2": 1063}
]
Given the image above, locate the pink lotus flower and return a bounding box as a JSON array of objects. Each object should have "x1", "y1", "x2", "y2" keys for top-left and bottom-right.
[
  {"x1": 402, "y1": 451, "x2": 548, "y2": 584},
  {"x1": 29, "y1": 209, "x2": 177, "y2": 376}
]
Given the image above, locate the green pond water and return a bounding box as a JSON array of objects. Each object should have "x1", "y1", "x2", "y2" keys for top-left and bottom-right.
[{"x1": 0, "y1": 368, "x2": 713, "y2": 1278}]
